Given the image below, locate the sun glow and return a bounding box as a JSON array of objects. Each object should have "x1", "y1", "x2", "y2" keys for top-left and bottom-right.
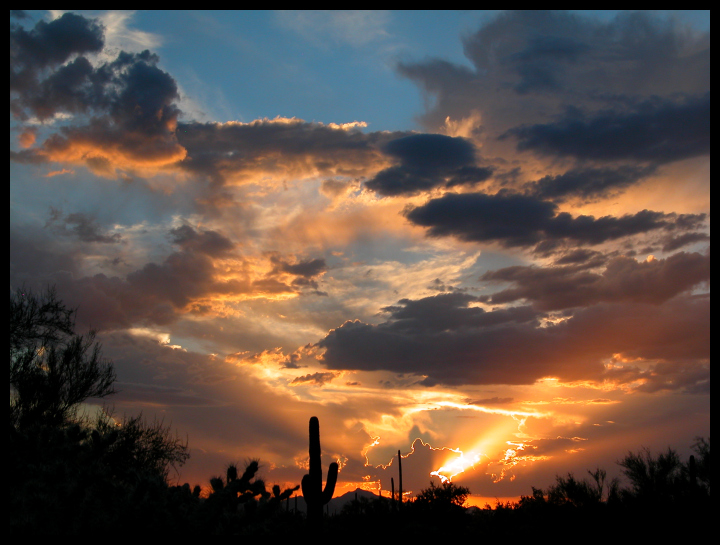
[{"x1": 431, "y1": 448, "x2": 486, "y2": 483}]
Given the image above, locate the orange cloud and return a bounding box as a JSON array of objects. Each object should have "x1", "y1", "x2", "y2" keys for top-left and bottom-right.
[
  {"x1": 18, "y1": 128, "x2": 36, "y2": 148},
  {"x1": 43, "y1": 168, "x2": 75, "y2": 177}
]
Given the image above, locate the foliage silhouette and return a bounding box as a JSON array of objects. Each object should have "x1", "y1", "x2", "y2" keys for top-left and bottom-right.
[
  {"x1": 10, "y1": 287, "x2": 190, "y2": 534},
  {"x1": 414, "y1": 480, "x2": 470, "y2": 508},
  {"x1": 199, "y1": 459, "x2": 300, "y2": 535},
  {"x1": 10, "y1": 286, "x2": 116, "y2": 429},
  {"x1": 10, "y1": 410, "x2": 192, "y2": 534},
  {"x1": 617, "y1": 438, "x2": 710, "y2": 507},
  {"x1": 9, "y1": 289, "x2": 710, "y2": 536}
]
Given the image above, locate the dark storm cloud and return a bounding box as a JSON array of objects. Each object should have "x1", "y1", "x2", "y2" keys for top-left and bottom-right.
[
  {"x1": 507, "y1": 93, "x2": 710, "y2": 163},
  {"x1": 643, "y1": 362, "x2": 710, "y2": 394},
  {"x1": 552, "y1": 248, "x2": 607, "y2": 267},
  {"x1": 11, "y1": 13, "x2": 428, "y2": 203},
  {"x1": 507, "y1": 35, "x2": 590, "y2": 95},
  {"x1": 126, "y1": 251, "x2": 232, "y2": 310},
  {"x1": 10, "y1": 12, "x2": 104, "y2": 112},
  {"x1": 11, "y1": 13, "x2": 177, "y2": 125},
  {"x1": 273, "y1": 257, "x2": 328, "y2": 278},
  {"x1": 176, "y1": 119, "x2": 408, "y2": 186},
  {"x1": 480, "y1": 251, "x2": 710, "y2": 311},
  {"x1": 10, "y1": 222, "x2": 297, "y2": 330},
  {"x1": 661, "y1": 232, "x2": 710, "y2": 252},
  {"x1": 427, "y1": 278, "x2": 466, "y2": 293},
  {"x1": 462, "y1": 11, "x2": 709, "y2": 96},
  {"x1": 406, "y1": 192, "x2": 557, "y2": 247},
  {"x1": 397, "y1": 11, "x2": 709, "y2": 158},
  {"x1": 45, "y1": 208, "x2": 122, "y2": 244},
  {"x1": 525, "y1": 165, "x2": 656, "y2": 202},
  {"x1": 10, "y1": 225, "x2": 82, "y2": 284},
  {"x1": 379, "y1": 292, "x2": 539, "y2": 332},
  {"x1": 124, "y1": 246, "x2": 322, "y2": 313},
  {"x1": 405, "y1": 192, "x2": 698, "y2": 248},
  {"x1": 267, "y1": 255, "x2": 328, "y2": 294},
  {"x1": 317, "y1": 293, "x2": 547, "y2": 385},
  {"x1": 317, "y1": 292, "x2": 709, "y2": 388},
  {"x1": 10, "y1": 50, "x2": 185, "y2": 172},
  {"x1": 11, "y1": 13, "x2": 185, "y2": 172},
  {"x1": 96, "y1": 330, "x2": 274, "y2": 407},
  {"x1": 383, "y1": 133, "x2": 477, "y2": 170},
  {"x1": 365, "y1": 133, "x2": 493, "y2": 196},
  {"x1": 169, "y1": 225, "x2": 235, "y2": 257}
]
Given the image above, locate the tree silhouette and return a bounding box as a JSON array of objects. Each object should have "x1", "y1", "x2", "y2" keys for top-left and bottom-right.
[
  {"x1": 414, "y1": 481, "x2": 470, "y2": 507},
  {"x1": 10, "y1": 286, "x2": 116, "y2": 429},
  {"x1": 10, "y1": 287, "x2": 191, "y2": 534},
  {"x1": 618, "y1": 439, "x2": 711, "y2": 505}
]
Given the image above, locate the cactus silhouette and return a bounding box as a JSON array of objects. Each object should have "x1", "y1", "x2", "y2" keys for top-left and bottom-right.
[
  {"x1": 301, "y1": 416, "x2": 338, "y2": 525},
  {"x1": 398, "y1": 449, "x2": 403, "y2": 505}
]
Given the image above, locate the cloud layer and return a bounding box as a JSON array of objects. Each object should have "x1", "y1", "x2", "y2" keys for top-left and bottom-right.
[{"x1": 10, "y1": 10, "x2": 709, "y2": 499}]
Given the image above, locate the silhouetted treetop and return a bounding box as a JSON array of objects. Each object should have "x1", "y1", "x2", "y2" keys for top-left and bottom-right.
[
  {"x1": 10, "y1": 286, "x2": 116, "y2": 429},
  {"x1": 414, "y1": 481, "x2": 470, "y2": 508}
]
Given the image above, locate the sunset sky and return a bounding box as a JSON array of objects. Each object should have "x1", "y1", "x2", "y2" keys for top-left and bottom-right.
[{"x1": 10, "y1": 10, "x2": 710, "y2": 504}]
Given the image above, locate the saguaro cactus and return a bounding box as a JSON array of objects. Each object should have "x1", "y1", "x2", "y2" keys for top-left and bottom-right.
[
  {"x1": 301, "y1": 416, "x2": 338, "y2": 525},
  {"x1": 398, "y1": 449, "x2": 403, "y2": 505}
]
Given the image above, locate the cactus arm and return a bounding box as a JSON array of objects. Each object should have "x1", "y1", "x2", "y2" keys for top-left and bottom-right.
[{"x1": 321, "y1": 461, "x2": 339, "y2": 503}]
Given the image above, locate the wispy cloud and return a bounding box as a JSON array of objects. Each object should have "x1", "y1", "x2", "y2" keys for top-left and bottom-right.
[{"x1": 275, "y1": 10, "x2": 391, "y2": 48}]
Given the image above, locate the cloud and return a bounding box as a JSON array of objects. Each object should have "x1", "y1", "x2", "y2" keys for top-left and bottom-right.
[
  {"x1": 552, "y1": 248, "x2": 607, "y2": 267},
  {"x1": 317, "y1": 291, "x2": 709, "y2": 388},
  {"x1": 524, "y1": 165, "x2": 656, "y2": 202},
  {"x1": 10, "y1": 12, "x2": 104, "y2": 107},
  {"x1": 365, "y1": 133, "x2": 493, "y2": 196},
  {"x1": 661, "y1": 232, "x2": 710, "y2": 252},
  {"x1": 275, "y1": 10, "x2": 391, "y2": 48},
  {"x1": 266, "y1": 255, "x2": 329, "y2": 294},
  {"x1": 226, "y1": 347, "x2": 303, "y2": 369},
  {"x1": 506, "y1": 93, "x2": 710, "y2": 163},
  {"x1": 480, "y1": 251, "x2": 710, "y2": 310},
  {"x1": 45, "y1": 208, "x2": 122, "y2": 244},
  {"x1": 405, "y1": 192, "x2": 703, "y2": 249},
  {"x1": 11, "y1": 221, "x2": 301, "y2": 330},
  {"x1": 272, "y1": 256, "x2": 328, "y2": 278},
  {"x1": 11, "y1": 13, "x2": 419, "y2": 203},
  {"x1": 11, "y1": 47, "x2": 186, "y2": 174},
  {"x1": 599, "y1": 357, "x2": 710, "y2": 395},
  {"x1": 17, "y1": 127, "x2": 37, "y2": 148},
  {"x1": 10, "y1": 13, "x2": 189, "y2": 177},
  {"x1": 169, "y1": 225, "x2": 235, "y2": 257},
  {"x1": 98, "y1": 11, "x2": 163, "y2": 54},
  {"x1": 43, "y1": 168, "x2": 75, "y2": 177},
  {"x1": 176, "y1": 117, "x2": 405, "y2": 187},
  {"x1": 379, "y1": 292, "x2": 539, "y2": 333},
  {"x1": 468, "y1": 397, "x2": 514, "y2": 405},
  {"x1": 8, "y1": 10, "x2": 710, "y2": 495},
  {"x1": 290, "y1": 371, "x2": 339, "y2": 386},
  {"x1": 398, "y1": 11, "x2": 709, "y2": 135}
]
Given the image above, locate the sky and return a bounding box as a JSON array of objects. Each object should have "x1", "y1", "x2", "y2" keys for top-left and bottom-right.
[{"x1": 10, "y1": 10, "x2": 710, "y2": 505}]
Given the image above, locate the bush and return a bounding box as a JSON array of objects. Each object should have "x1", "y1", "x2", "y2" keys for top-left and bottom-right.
[
  {"x1": 10, "y1": 286, "x2": 116, "y2": 429},
  {"x1": 9, "y1": 287, "x2": 191, "y2": 534}
]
